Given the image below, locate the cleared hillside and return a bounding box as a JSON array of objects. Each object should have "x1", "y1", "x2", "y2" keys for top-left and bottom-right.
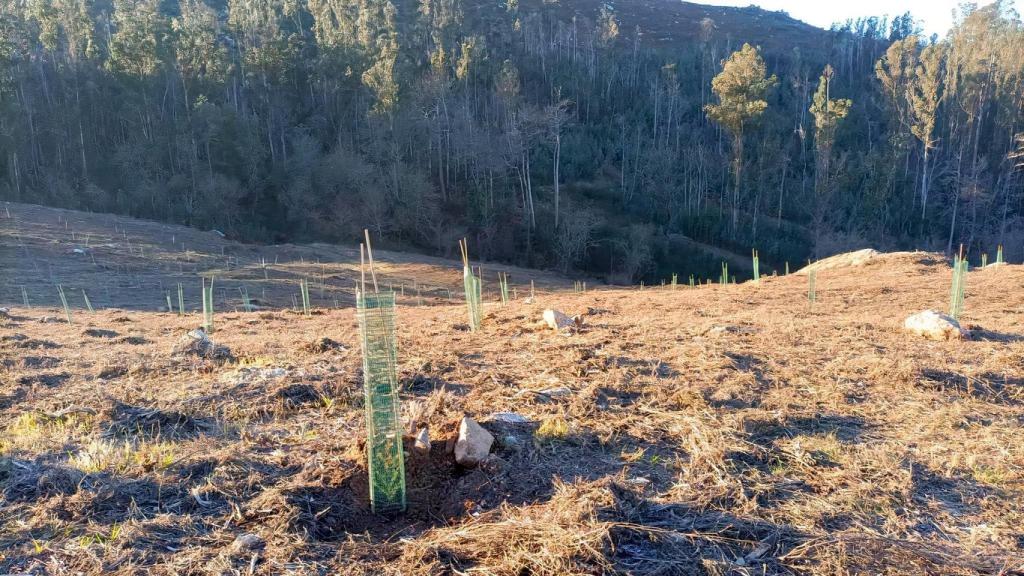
[
  {"x1": 1, "y1": 206, "x2": 1022, "y2": 574},
  {"x1": 0, "y1": 202, "x2": 580, "y2": 312}
]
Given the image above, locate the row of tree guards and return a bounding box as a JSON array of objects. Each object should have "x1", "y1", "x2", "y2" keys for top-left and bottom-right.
[
  {"x1": 27, "y1": 238, "x2": 1004, "y2": 334},
  {"x1": 21, "y1": 235, "x2": 528, "y2": 332}
]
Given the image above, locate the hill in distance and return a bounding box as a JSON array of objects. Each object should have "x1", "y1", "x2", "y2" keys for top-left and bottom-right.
[
  {"x1": 0, "y1": 202, "x2": 579, "y2": 312},
  {"x1": 519, "y1": 0, "x2": 832, "y2": 50}
]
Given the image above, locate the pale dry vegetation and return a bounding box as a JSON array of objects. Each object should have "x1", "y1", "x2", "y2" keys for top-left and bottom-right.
[{"x1": 1, "y1": 207, "x2": 1023, "y2": 574}]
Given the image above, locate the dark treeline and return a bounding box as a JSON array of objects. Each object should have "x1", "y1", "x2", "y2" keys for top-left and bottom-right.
[{"x1": 1, "y1": 0, "x2": 1022, "y2": 282}]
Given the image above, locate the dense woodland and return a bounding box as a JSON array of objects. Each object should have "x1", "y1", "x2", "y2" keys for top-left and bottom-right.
[{"x1": 1, "y1": 0, "x2": 1022, "y2": 282}]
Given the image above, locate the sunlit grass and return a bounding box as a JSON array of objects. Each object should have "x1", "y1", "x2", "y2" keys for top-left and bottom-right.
[
  {"x1": 2, "y1": 412, "x2": 95, "y2": 454},
  {"x1": 69, "y1": 439, "x2": 178, "y2": 474},
  {"x1": 535, "y1": 415, "x2": 570, "y2": 445}
]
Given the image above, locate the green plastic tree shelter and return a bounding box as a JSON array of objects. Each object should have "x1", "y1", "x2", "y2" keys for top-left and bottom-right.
[
  {"x1": 464, "y1": 267, "x2": 482, "y2": 330},
  {"x1": 357, "y1": 290, "x2": 406, "y2": 514},
  {"x1": 948, "y1": 251, "x2": 968, "y2": 320},
  {"x1": 459, "y1": 239, "x2": 482, "y2": 331}
]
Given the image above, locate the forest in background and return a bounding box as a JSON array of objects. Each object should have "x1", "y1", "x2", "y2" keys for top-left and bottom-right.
[{"x1": 0, "y1": 0, "x2": 1022, "y2": 282}]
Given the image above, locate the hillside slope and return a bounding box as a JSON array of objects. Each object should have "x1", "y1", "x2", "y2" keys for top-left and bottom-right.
[
  {"x1": 1, "y1": 217, "x2": 1022, "y2": 573},
  {"x1": 0, "y1": 202, "x2": 580, "y2": 312},
  {"x1": 519, "y1": 0, "x2": 832, "y2": 50}
]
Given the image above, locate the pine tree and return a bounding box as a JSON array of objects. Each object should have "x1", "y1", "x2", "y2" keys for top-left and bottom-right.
[{"x1": 705, "y1": 43, "x2": 777, "y2": 234}]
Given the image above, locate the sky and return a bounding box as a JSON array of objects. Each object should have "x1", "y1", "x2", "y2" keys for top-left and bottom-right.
[{"x1": 689, "y1": 0, "x2": 1004, "y2": 36}]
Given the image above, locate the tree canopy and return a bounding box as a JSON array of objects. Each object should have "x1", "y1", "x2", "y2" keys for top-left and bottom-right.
[{"x1": 1, "y1": 0, "x2": 1022, "y2": 282}]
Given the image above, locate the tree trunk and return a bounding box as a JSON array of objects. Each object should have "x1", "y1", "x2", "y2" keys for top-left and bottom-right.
[
  {"x1": 553, "y1": 129, "x2": 560, "y2": 228},
  {"x1": 777, "y1": 161, "x2": 786, "y2": 229},
  {"x1": 527, "y1": 157, "x2": 534, "y2": 229},
  {"x1": 732, "y1": 131, "x2": 743, "y2": 232},
  {"x1": 947, "y1": 147, "x2": 964, "y2": 254},
  {"x1": 920, "y1": 142, "x2": 929, "y2": 221}
]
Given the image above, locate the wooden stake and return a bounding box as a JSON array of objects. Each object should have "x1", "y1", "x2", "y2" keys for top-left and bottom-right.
[
  {"x1": 360, "y1": 243, "x2": 366, "y2": 295},
  {"x1": 363, "y1": 229, "x2": 379, "y2": 294},
  {"x1": 459, "y1": 238, "x2": 470, "y2": 268}
]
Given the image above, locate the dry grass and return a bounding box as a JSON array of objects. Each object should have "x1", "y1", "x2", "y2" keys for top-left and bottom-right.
[
  {"x1": 1, "y1": 204, "x2": 1023, "y2": 574},
  {"x1": 0, "y1": 201, "x2": 576, "y2": 313}
]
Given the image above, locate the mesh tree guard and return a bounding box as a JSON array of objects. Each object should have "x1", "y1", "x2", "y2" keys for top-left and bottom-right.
[
  {"x1": 807, "y1": 270, "x2": 817, "y2": 305},
  {"x1": 57, "y1": 285, "x2": 72, "y2": 324},
  {"x1": 499, "y1": 273, "x2": 509, "y2": 305},
  {"x1": 948, "y1": 254, "x2": 967, "y2": 320},
  {"x1": 300, "y1": 278, "x2": 311, "y2": 316},
  {"x1": 202, "y1": 277, "x2": 214, "y2": 333},
  {"x1": 357, "y1": 290, "x2": 406, "y2": 514},
  {"x1": 464, "y1": 266, "x2": 482, "y2": 331}
]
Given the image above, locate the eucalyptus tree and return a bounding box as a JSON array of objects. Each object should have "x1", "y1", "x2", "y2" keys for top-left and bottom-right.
[
  {"x1": 809, "y1": 64, "x2": 852, "y2": 245},
  {"x1": 909, "y1": 42, "x2": 945, "y2": 222}
]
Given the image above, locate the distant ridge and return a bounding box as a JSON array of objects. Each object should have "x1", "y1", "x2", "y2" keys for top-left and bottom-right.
[{"x1": 516, "y1": 0, "x2": 832, "y2": 51}]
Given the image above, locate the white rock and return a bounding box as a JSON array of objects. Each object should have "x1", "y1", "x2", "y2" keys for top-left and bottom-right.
[
  {"x1": 414, "y1": 427, "x2": 431, "y2": 452},
  {"x1": 514, "y1": 386, "x2": 571, "y2": 401},
  {"x1": 489, "y1": 412, "x2": 531, "y2": 424},
  {"x1": 173, "y1": 328, "x2": 231, "y2": 359},
  {"x1": 231, "y1": 533, "x2": 264, "y2": 552},
  {"x1": 543, "y1": 309, "x2": 580, "y2": 331},
  {"x1": 455, "y1": 417, "x2": 494, "y2": 467},
  {"x1": 538, "y1": 386, "x2": 572, "y2": 398},
  {"x1": 904, "y1": 310, "x2": 965, "y2": 341},
  {"x1": 499, "y1": 434, "x2": 523, "y2": 449}
]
